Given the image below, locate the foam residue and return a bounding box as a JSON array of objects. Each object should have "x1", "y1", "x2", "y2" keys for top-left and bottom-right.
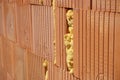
[
  {"x1": 43, "y1": 60, "x2": 48, "y2": 80},
  {"x1": 64, "y1": 10, "x2": 73, "y2": 74}
]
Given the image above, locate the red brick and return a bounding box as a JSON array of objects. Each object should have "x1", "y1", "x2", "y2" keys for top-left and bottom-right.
[
  {"x1": 31, "y1": 5, "x2": 53, "y2": 61},
  {"x1": 14, "y1": 45, "x2": 26, "y2": 80},
  {"x1": 30, "y1": 0, "x2": 52, "y2": 6},
  {"x1": 108, "y1": 12, "x2": 115, "y2": 80},
  {"x1": 0, "y1": 36, "x2": 3, "y2": 68},
  {"x1": 2, "y1": 38, "x2": 14, "y2": 78},
  {"x1": 4, "y1": 3, "x2": 17, "y2": 42},
  {"x1": 55, "y1": 7, "x2": 67, "y2": 69},
  {"x1": 0, "y1": 69, "x2": 7, "y2": 80},
  {"x1": 98, "y1": 12, "x2": 104, "y2": 80},
  {"x1": 0, "y1": 2, "x2": 6, "y2": 37},
  {"x1": 7, "y1": 72, "x2": 14, "y2": 80},
  {"x1": 94, "y1": 11, "x2": 99, "y2": 80},
  {"x1": 101, "y1": 0, "x2": 106, "y2": 11},
  {"x1": 103, "y1": 12, "x2": 109, "y2": 80},
  {"x1": 111, "y1": 0, "x2": 116, "y2": 12},
  {"x1": 90, "y1": 10, "x2": 95, "y2": 80},
  {"x1": 27, "y1": 52, "x2": 43, "y2": 80},
  {"x1": 82, "y1": 10, "x2": 87, "y2": 80},
  {"x1": 16, "y1": 4, "x2": 32, "y2": 50},
  {"x1": 114, "y1": 13, "x2": 120, "y2": 80},
  {"x1": 106, "y1": 0, "x2": 111, "y2": 11},
  {"x1": 92, "y1": 0, "x2": 96, "y2": 10},
  {"x1": 79, "y1": 9, "x2": 83, "y2": 80},
  {"x1": 0, "y1": 3, "x2": 4, "y2": 36},
  {"x1": 73, "y1": 9, "x2": 79, "y2": 78},
  {"x1": 86, "y1": 10, "x2": 91, "y2": 80},
  {"x1": 97, "y1": 0, "x2": 100, "y2": 10},
  {"x1": 116, "y1": 0, "x2": 120, "y2": 12}
]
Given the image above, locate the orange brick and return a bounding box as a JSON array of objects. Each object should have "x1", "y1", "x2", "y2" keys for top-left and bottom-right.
[
  {"x1": 4, "y1": 3, "x2": 17, "y2": 42},
  {"x1": 114, "y1": 13, "x2": 120, "y2": 80},
  {"x1": 16, "y1": 4, "x2": 32, "y2": 50}
]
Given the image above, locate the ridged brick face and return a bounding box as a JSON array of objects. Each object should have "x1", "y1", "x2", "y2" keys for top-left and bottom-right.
[{"x1": 0, "y1": 0, "x2": 120, "y2": 80}]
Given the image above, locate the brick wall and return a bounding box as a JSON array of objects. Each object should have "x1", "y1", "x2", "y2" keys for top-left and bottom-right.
[{"x1": 0, "y1": 0, "x2": 120, "y2": 80}]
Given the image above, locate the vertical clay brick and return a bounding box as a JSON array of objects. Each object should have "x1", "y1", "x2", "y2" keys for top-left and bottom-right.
[
  {"x1": 103, "y1": 12, "x2": 109, "y2": 80},
  {"x1": 47, "y1": 6, "x2": 49, "y2": 60},
  {"x1": 90, "y1": 10, "x2": 95, "y2": 80},
  {"x1": 47, "y1": 6, "x2": 51, "y2": 60},
  {"x1": 0, "y1": 36, "x2": 3, "y2": 68},
  {"x1": 31, "y1": 5, "x2": 53, "y2": 58},
  {"x1": 30, "y1": 0, "x2": 52, "y2": 6},
  {"x1": 70, "y1": 74, "x2": 74, "y2": 80},
  {"x1": 92, "y1": 0, "x2": 96, "y2": 10},
  {"x1": 56, "y1": 7, "x2": 66, "y2": 69},
  {"x1": 50, "y1": 7, "x2": 54, "y2": 62},
  {"x1": 48, "y1": 62, "x2": 51, "y2": 80},
  {"x1": 86, "y1": 10, "x2": 91, "y2": 80},
  {"x1": 59, "y1": 8, "x2": 62, "y2": 68},
  {"x1": 31, "y1": 5, "x2": 40, "y2": 54},
  {"x1": 83, "y1": 0, "x2": 91, "y2": 10},
  {"x1": 56, "y1": 0, "x2": 73, "y2": 8},
  {"x1": 114, "y1": 13, "x2": 120, "y2": 80},
  {"x1": 62, "y1": 70, "x2": 64, "y2": 80},
  {"x1": 56, "y1": 7, "x2": 61, "y2": 67},
  {"x1": 52, "y1": 10, "x2": 54, "y2": 61},
  {"x1": 94, "y1": 11, "x2": 99, "y2": 80},
  {"x1": 106, "y1": 0, "x2": 111, "y2": 11},
  {"x1": 97, "y1": 0, "x2": 101, "y2": 11},
  {"x1": 54, "y1": 66, "x2": 57, "y2": 80},
  {"x1": 4, "y1": 3, "x2": 16, "y2": 42},
  {"x1": 83, "y1": 10, "x2": 87, "y2": 80},
  {"x1": 14, "y1": 45, "x2": 26, "y2": 80},
  {"x1": 64, "y1": 0, "x2": 67, "y2": 7},
  {"x1": 57, "y1": 0, "x2": 61, "y2": 7},
  {"x1": 111, "y1": 0, "x2": 116, "y2": 12},
  {"x1": 16, "y1": 4, "x2": 32, "y2": 50},
  {"x1": 116, "y1": 0, "x2": 120, "y2": 12},
  {"x1": 101, "y1": 0, "x2": 106, "y2": 11},
  {"x1": 2, "y1": 39, "x2": 14, "y2": 79},
  {"x1": 41, "y1": 6, "x2": 44, "y2": 58},
  {"x1": 0, "y1": 3, "x2": 3, "y2": 36},
  {"x1": 7, "y1": 72, "x2": 14, "y2": 80},
  {"x1": 27, "y1": 52, "x2": 42, "y2": 80},
  {"x1": 42, "y1": 6, "x2": 45, "y2": 58},
  {"x1": 14, "y1": 46, "x2": 28, "y2": 80},
  {"x1": 22, "y1": 0, "x2": 30, "y2": 4},
  {"x1": 39, "y1": 6, "x2": 42, "y2": 57},
  {"x1": 108, "y1": 12, "x2": 114, "y2": 80},
  {"x1": 24, "y1": 50, "x2": 29, "y2": 80},
  {"x1": 1, "y1": 2, "x2": 6, "y2": 37},
  {"x1": 73, "y1": 0, "x2": 76, "y2": 8},
  {"x1": 79, "y1": 9, "x2": 83, "y2": 80},
  {"x1": 80, "y1": 0, "x2": 83, "y2": 9},
  {"x1": 73, "y1": 9, "x2": 79, "y2": 78},
  {"x1": 62, "y1": 8, "x2": 67, "y2": 69},
  {"x1": 58, "y1": 68, "x2": 62, "y2": 80},
  {"x1": 98, "y1": 11, "x2": 104, "y2": 80}
]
